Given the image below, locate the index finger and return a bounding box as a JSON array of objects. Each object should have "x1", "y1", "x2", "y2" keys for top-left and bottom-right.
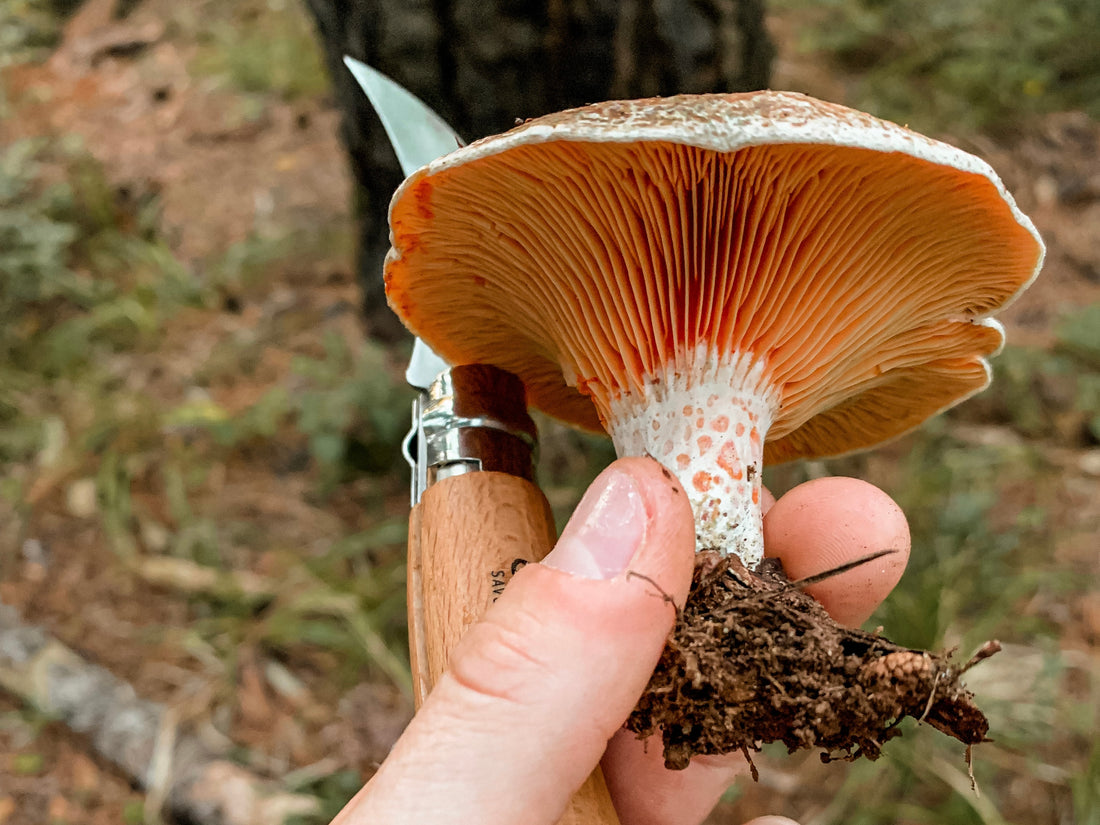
[{"x1": 762, "y1": 476, "x2": 910, "y2": 626}]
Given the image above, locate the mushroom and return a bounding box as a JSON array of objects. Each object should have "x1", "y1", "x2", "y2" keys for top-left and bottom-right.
[{"x1": 384, "y1": 92, "x2": 1044, "y2": 569}]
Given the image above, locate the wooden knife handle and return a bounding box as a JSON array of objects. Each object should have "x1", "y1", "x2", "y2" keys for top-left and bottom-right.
[{"x1": 408, "y1": 471, "x2": 621, "y2": 825}]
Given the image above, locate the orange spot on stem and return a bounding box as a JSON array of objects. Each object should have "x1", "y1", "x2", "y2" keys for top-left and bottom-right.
[{"x1": 717, "y1": 441, "x2": 743, "y2": 480}]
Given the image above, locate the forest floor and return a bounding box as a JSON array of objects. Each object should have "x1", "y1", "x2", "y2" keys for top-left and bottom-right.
[{"x1": 1, "y1": 1, "x2": 1098, "y2": 824}]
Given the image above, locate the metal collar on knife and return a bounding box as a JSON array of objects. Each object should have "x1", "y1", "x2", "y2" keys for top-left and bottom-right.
[{"x1": 404, "y1": 366, "x2": 538, "y2": 504}]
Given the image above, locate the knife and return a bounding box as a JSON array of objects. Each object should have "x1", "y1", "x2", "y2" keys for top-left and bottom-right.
[{"x1": 345, "y1": 58, "x2": 621, "y2": 825}]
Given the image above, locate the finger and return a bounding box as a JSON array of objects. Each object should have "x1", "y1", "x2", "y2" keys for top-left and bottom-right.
[
  {"x1": 602, "y1": 477, "x2": 908, "y2": 825},
  {"x1": 763, "y1": 476, "x2": 910, "y2": 626},
  {"x1": 760, "y1": 485, "x2": 777, "y2": 516},
  {"x1": 336, "y1": 457, "x2": 695, "y2": 825},
  {"x1": 603, "y1": 732, "x2": 752, "y2": 825}
]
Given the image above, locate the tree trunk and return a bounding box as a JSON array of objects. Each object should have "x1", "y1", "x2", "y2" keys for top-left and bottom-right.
[{"x1": 303, "y1": 0, "x2": 775, "y2": 341}]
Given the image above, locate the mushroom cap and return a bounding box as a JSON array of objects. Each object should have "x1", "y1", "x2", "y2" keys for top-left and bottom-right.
[{"x1": 385, "y1": 92, "x2": 1044, "y2": 463}]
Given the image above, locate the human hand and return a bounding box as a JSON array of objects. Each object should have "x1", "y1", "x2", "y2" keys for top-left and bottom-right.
[{"x1": 331, "y1": 457, "x2": 909, "y2": 825}]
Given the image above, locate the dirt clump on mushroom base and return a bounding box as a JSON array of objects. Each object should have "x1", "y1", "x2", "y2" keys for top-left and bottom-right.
[{"x1": 628, "y1": 552, "x2": 996, "y2": 773}]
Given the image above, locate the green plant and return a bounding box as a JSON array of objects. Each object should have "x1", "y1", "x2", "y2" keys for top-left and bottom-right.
[
  {"x1": 780, "y1": 420, "x2": 1085, "y2": 824},
  {"x1": 1057, "y1": 304, "x2": 1100, "y2": 369},
  {"x1": 1059, "y1": 668, "x2": 1100, "y2": 825},
  {"x1": 883, "y1": 433, "x2": 1068, "y2": 642},
  {"x1": 0, "y1": 0, "x2": 64, "y2": 67},
  {"x1": 776, "y1": 0, "x2": 1100, "y2": 132},
  {"x1": 285, "y1": 770, "x2": 364, "y2": 825},
  {"x1": 189, "y1": 0, "x2": 329, "y2": 101},
  {"x1": 1, "y1": 141, "x2": 205, "y2": 370},
  {"x1": 288, "y1": 332, "x2": 409, "y2": 486},
  {"x1": 0, "y1": 139, "x2": 85, "y2": 364},
  {"x1": 1056, "y1": 304, "x2": 1100, "y2": 441},
  {"x1": 0, "y1": 141, "x2": 201, "y2": 473},
  {"x1": 193, "y1": 329, "x2": 409, "y2": 491},
  {"x1": 943, "y1": 303, "x2": 1100, "y2": 445}
]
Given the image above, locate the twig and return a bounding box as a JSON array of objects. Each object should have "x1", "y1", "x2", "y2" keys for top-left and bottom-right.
[
  {"x1": 784, "y1": 548, "x2": 900, "y2": 591},
  {"x1": 960, "y1": 640, "x2": 1003, "y2": 674},
  {"x1": 918, "y1": 668, "x2": 943, "y2": 724},
  {"x1": 0, "y1": 601, "x2": 319, "y2": 825},
  {"x1": 625, "y1": 570, "x2": 678, "y2": 607},
  {"x1": 738, "y1": 548, "x2": 899, "y2": 602},
  {"x1": 967, "y1": 745, "x2": 981, "y2": 796},
  {"x1": 132, "y1": 556, "x2": 413, "y2": 698},
  {"x1": 132, "y1": 556, "x2": 278, "y2": 605},
  {"x1": 740, "y1": 743, "x2": 759, "y2": 782}
]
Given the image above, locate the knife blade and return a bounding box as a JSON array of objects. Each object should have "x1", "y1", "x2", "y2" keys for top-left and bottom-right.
[
  {"x1": 343, "y1": 56, "x2": 456, "y2": 391},
  {"x1": 344, "y1": 57, "x2": 463, "y2": 503}
]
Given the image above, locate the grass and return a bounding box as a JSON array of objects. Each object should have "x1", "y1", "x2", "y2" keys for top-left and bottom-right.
[
  {"x1": 0, "y1": 134, "x2": 413, "y2": 693},
  {"x1": 774, "y1": 0, "x2": 1100, "y2": 133},
  {"x1": 754, "y1": 299, "x2": 1100, "y2": 823},
  {"x1": 0, "y1": 140, "x2": 202, "y2": 468},
  {"x1": 188, "y1": 0, "x2": 329, "y2": 102},
  {"x1": 751, "y1": 431, "x2": 1092, "y2": 823},
  {"x1": 0, "y1": 0, "x2": 63, "y2": 68},
  {"x1": 798, "y1": 437, "x2": 1087, "y2": 824},
  {"x1": 803, "y1": 309, "x2": 1100, "y2": 823}
]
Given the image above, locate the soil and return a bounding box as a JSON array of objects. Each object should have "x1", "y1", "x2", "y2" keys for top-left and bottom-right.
[{"x1": 630, "y1": 552, "x2": 993, "y2": 772}]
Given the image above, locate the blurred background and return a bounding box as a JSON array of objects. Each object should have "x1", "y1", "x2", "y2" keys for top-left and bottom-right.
[{"x1": 0, "y1": 0, "x2": 1097, "y2": 823}]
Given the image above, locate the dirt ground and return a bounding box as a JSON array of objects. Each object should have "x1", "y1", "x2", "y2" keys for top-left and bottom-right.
[{"x1": 1, "y1": 1, "x2": 1098, "y2": 823}]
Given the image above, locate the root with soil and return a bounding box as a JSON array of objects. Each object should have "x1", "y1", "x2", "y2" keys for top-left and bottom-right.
[{"x1": 628, "y1": 551, "x2": 996, "y2": 773}]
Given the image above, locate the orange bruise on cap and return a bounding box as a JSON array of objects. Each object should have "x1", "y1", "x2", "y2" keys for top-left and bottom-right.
[{"x1": 385, "y1": 92, "x2": 1044, "y2": 566}]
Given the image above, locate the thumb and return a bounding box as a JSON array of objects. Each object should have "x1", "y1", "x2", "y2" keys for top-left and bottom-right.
[{"x1": 357, "y1": 457, "x2": 695, "y2": 825}]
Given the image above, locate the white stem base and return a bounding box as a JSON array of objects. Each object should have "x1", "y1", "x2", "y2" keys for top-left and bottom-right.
[{"x1": 606, "y1": 350, "x2": 777, "y2": 568}]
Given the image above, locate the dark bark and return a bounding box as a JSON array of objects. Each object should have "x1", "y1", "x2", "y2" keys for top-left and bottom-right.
[{"x1": 303, "y1": 0, "x2": 775, "y2": 341}]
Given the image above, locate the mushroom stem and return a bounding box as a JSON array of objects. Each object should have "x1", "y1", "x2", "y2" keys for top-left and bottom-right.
[{"x1": 606, "y1": 347, "x2": 778, "y2": 567}]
